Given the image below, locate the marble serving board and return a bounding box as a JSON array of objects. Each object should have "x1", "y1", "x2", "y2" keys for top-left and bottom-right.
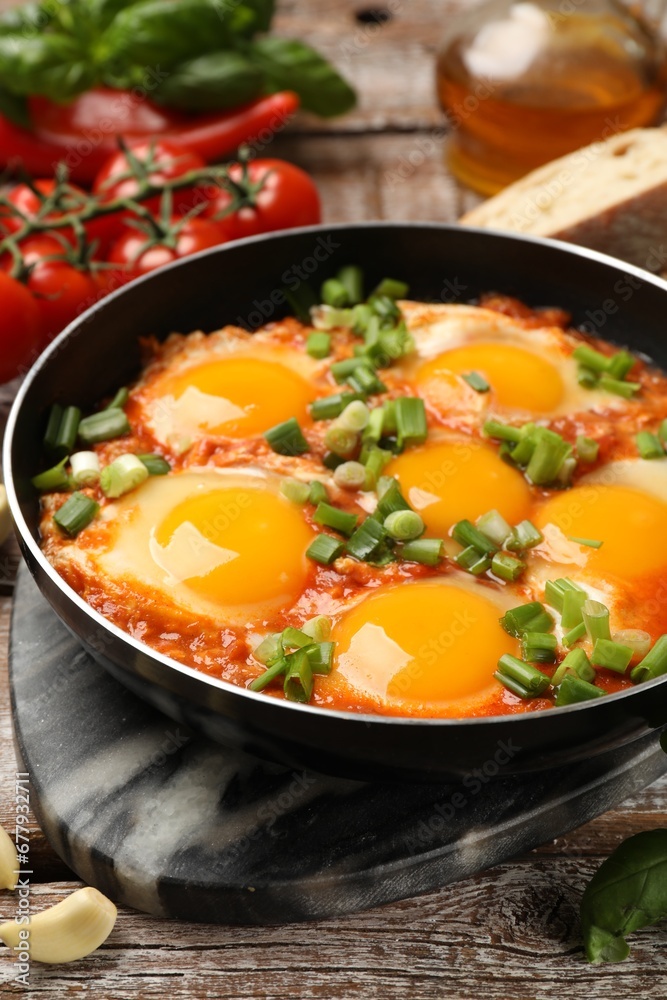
[{"x1": 9, "y1": 565, "x2": 667, "y2": 925}]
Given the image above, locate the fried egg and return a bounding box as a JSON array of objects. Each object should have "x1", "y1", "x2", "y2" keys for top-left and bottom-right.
[{"x1": 96, "y1": 469, "x2": 313, "y2": 624}]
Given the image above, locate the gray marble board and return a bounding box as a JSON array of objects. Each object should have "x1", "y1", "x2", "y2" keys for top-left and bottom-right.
[{"x1": 9, "y1": 564, "x2": 667, "y2": 925}]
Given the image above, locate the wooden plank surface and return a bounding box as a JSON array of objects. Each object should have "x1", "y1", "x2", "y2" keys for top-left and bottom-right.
[{"x1": 1, "y1": 0, "x2": 667, "y2": 995}]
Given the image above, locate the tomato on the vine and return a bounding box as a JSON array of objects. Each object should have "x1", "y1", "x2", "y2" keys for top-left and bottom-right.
[
  {"x1": 93, "y1": 140, "x2": 207, "y2": 215},
  {"x1": 0, "y1": 272, "x2": 42, "y2": 382},
  {"x1": 106, "y1": 216, "x2": 224, "y2": 279},
  {"x1": 202, "y1": 159, "x2": 321, "y2": 241}
]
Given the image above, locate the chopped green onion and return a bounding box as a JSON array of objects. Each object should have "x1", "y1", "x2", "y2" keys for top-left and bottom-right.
[
  {"x1": 491, "y1": 551, "x2": 525, "y2": 582},
  {"x1": 334, "y1": 461, "x2": 367, "y2": 490},
  {"x1": 525, "y1": 428, "x2": 572, "y2": 486},
  {"x1": 351, "y1": 302, "x2": 373, "y2": 333},
  {"x1": 44, "y1": 403, "x2": 64, "y2": 455},
  {"x1": 310, "y1": 392, "x2": 361, "y2": 421},
  {"x1": 252, "y1": 633, "x2": 283, "y2": 666},
  {"x1": 372, "y1": 277, "x2": 409, "y2": 300},
  {"x1": 551, "y1": 648, "x2": 595, "y2": 686},
  {"x1": 476, "y1": 509, "x2": 512, "y2": 548},
  {"x1": 345, "y1": 517, "x2": 388, "y2": 561},
  {"x1": 363, "y1": 446, "x2": 391, "y2": 489},
  {"x1": 612, "y1": 629, "x2": 651, "y2": 661},
  {"x1": 521, "y1": 631, "x2": 558, "y2": 664},
  {"x1": 281, "y1": 626, "x2": 312, "y2": 650},
  {"x1": 544, "y1": 577, "x2": 584, "y2": 614},
  {"x1": 280, "y1": 478, "x2": 311, "y2": 504},
  {"x1": 399, "y1": 538, "x2": 443, "y2": 566},
  {"x1": 283, "y1": 281, "x2": 317, "y2": 323},
  {"x1": 302, "y1": 616, "x2": 332, "y2": 643},
  {"x1": 330, "y1": 356, "x2": 370, "y2": 383},
  {"x1": 455, "y1": 545, "x2": 491, "y2": 575},
  {"x1": 659, "y1": 420, "x2": 667, "y2": 445},
  {"x1": 70, "y1": 451, "x2": 101, "y2": 488},
  {"x1": 500, "y1": 601, "x2": 554, "y2": 638},
  {"x1": 509, "y1": 423, "x2": 538, "y2": 466},
  {"x1": 554, "y1": 674, "x2": 603, "y2": 705},
  {"x1": 369, "y1": 295, "x2": 401, "y2": 327},
  {"x1": 606, "y1": 350, "x2": 635, "y2": 380},
  {"x1": 636, "y1": 430, "x2": 664, "y2": 460},
  {"x1": 576, "y1": 436, "x2": 599, "y2": 463},
  {"x1": 250, "y1": 658, "x2": 287, "y2": 692},
  {"x1": 324, "y1": 423, "x2": 358, "y2": 457},
  {"x1": 496, "y1": 654, "x2": 550, "y2": 696},
  {"x1": 53, "y1": 491, "x2": 99, "y2": 536},
  {"x1": 308, "y1": 480, "x2": 328, "y2": 505},
  {"x1": 378, "y1": 322, "x2": 414, "y2": 362},
  {"x1": 452, "y1": 519, "x2": 499, "y2": 555},
  {"x1": 347, "y1": 365, "x2": 386, "y2": 397},
  {"x1": 483, "y1": 419, "x2": 523, "y2": 443},
  {"x1": 32, "y1": 457, "x2": 70, "y2": 492},
  {"x1": 100, "y1": 454, "x2": 149, "y2": 498},
  {"x1": 598, "y1": 376, "x2": 640, "y2": 398},
  {"x1": 337, "y1": 265, "x2": 364, "y2": 305},
  {"x1": 312, "y1": 305, "x2": 352, "y2": 330},
  {"x1": 572, "y1": 345, "x2": 612, "y2": 374},
  {"x1": 306, "y1": 331, "x2": 331, "y2": 359},
  {"x1": 493, "y1": 673, "x2": 533, "y2": 699},
  {"x1": 323, "y1": 452, "x2": 345, "y2": 471},
  {"x1": 338, "y1": 400, "x2": 370, "y2": 432},
  {"x1": 384, "y1": 509, "x2": 424, "y2": 541},
  {"x1": 563, "y1": 621, "x2": 587, "y2": 647},
  {"x1": 557, "y1": 455, "x2": 577, "y2": 487},
  {"x1": 321, "y1": 277, "x2": 349, "y2": 308},
  {"x1": 630, "y1": 634, "x2": 667, "y2": 683},
  {"x1": 78, "y1": 408, "x2": 130, "y2": 445},
  {"x1": 561, "y1": 589, "x2": 587, "y2": 629},
  {"x1": 51, "y1": 405, "x2": 82, "y2": 458},
  {"x1": 362, "y1": 406, "x2": 384, "y2": 447},
  {"x1": 304, "y1": 641, "x2": 335, "y2": 675},
  {"x1": 506, "y1": 520, "x2": 543, "y2": 552},
  {"x1": 375, "y1": 479, "x2": 411, "y2": 520},
  {"x1": 313, "y1": 502, "x2": 358, "y2": 536},
  {"x1": 284, "y1": 647, "x2": 314, "y2": 703},
  {"x1": 583, "y1": 600, "x2": 611, "y2": 642},
  {"x1": 106, "y1": 387, "x2": 129, "y2": 410},
  {"x1": 567, "y1": 536, "x2": 604, "y2": 549},
  {"x1": 306, "y1": 533, "x2": 345, "y2": 565},
  {"x1": 264, "y1": 417, "x2": 309, "y2": 456},
  {"x1": 577, "y1": 365, "x2": 598, "y2": 388},
  {"x1": 462, "y1": 371, "x2": 490, "y2": 393},
  {"x1": 395, "y1": 397, "x2": 428, "y2": 451},
  {"x1": 137, "y1": 453, "x2": 171, "y2": 476},
  {"x1": 590, "y1": 638, "x2": 633, "y2": 674}
]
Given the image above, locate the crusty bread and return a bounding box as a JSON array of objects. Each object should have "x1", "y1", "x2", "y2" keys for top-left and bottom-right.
[{"x1": 460, "y1": 128, "x2": 667, "y2": 273}]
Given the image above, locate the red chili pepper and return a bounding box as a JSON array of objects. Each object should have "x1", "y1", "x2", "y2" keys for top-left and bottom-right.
[{"x1": 0, "y1": 90, "x2": 300, "y2": 184}]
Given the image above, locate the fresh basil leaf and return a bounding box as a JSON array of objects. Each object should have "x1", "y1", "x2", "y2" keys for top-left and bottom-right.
[
  {"x1": 0, "y1": 35, "x2": 97, "y2": 99},
  {"x1": 0, "y1": 86, "x2": 30, "y2": 127},
  {"x1": 581, "y1": 829, "x2": 667, "y2": 963},
  {"x1": 248, "y1": 37, "x2": 356, "y2": 117},
  {"x1": 152, "y1": 51, "x2": 265, "y2": 110}
]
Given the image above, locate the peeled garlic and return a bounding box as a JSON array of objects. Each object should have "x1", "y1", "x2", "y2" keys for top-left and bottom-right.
[
  {"x1": 0, "y1": 886, "x2": 117, "y2": 964},
  {"x1": 0, "y1": 484, "x2": 11, "y2": 547},
  {"x1": 0, "y1": 825, "x2": 18, "y2": 890}
]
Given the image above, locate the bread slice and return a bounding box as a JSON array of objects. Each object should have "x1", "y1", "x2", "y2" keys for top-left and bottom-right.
[{"x1": 460, "y1": 128, "x2": 667, "y2": 273}]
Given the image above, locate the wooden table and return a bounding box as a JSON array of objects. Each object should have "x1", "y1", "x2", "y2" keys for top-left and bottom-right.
[{"x1": 1, "y1": 1, "x2": 667, "y2": 995}]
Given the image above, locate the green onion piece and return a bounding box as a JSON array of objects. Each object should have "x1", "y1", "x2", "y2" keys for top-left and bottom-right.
[
  {"x1": 283, "y1": 281, "x2": 317, "y2": 323},
  {"x1": 567, "y1": 536, "x2": 604, "y2": 549},
  {"x1": 659, "y1": 419, "x2": 667, "y2": 444},
  {"x1": 313, "y1": 502, "x2": 358, "y2": 536},
  {"x1": 324, "y1": 423, "x2": 358, "y2": 457},
  {"x1": 384, "y1": 509, "x2": 424, "y2": 541},
  {"x1": 330, "y1": 357, "x2": 370, "y2": 383},
  {"x1": 321, "y1": 277, "x2": 349, "y2": 308},
  {"x1": 636, "y1": 430, "x2": 664, "y2": 460},
  {"x1": 351, "y1": 302, "x2": 373, "y2": 333},
  {"x1": 304, "y1": 641, "x2": 335, "y2": 675},
  {"x1": 372, "y1": 277, "x2": 409, "y2": 300},
  {"x1": 496, "y1": 653, "x2": 550, "y2": 696},
  {"x1": 577, "y1": 365, "x2": 598, "y2": 388},
  {"x1": 306, "y1": 533, "x2": 345, "y2": 565},
  {"x1": 395, "y1": 397, "x2": 428, "y2": 451},
  {"x1": 250, "y1": 657, "x2": 287, "y2": 692},
  {"x1": 345, "y1": 517, "x2": 388, "y2": 561},
  {"x1": 612, "y1": 629, "x2": 651, "y2": 661},
  {"x1": 544, "y1": 577, "x2": 584, "y2": 614},
  {"x1": 525, "y1": 428, "x2": 572, "y2": 486},
  {"x1": 598, "y1": 376, "x2": 640, "y2": 398},
  {"x1": 70, "y1": 451, "x2": 101, "y2": 487},
  {"x1": 284, "y1": 648, "x2": 314, "y2": 703},
  {"x1": 312, "y1": 305, "x2": 353, "y2": 330},
  {"x1": 78, "y1": 408, "x2": 130, "y2": 445},
  {"x1": 281, "y1": 626, "x2": 312, "y2": 650},
  {"x1": 452, "y1": 519, "x2": 499, "y2": 555},
  {"x1": 590, "y1": 638, "x2": 633, "y2": 674},
  {"x1": 630, "y1": 634, "x2": 667, "y2": 683},
  {"x1": 572, "y1": 345, "x2": 612, "y2": 374},
  {"x1": 561, "y1": 589, "x2": 587, "y2": 629},
  {"x1": 264, "y1": 417, "x2": 309, "y2": 456},
  {"x1": 363, "y1": 446, "x2": 392, "y2": 489},
  {"x1": 302, "y1": 615, "x2": 332, "y2": 642},
  {"x1": 362, "y1": 407, "x2": 384, "y2": 447},
  {"x1": 106, "y1": 387, "x2": 129, "y2": 410},
  {"x1": 53, "y1": 491, "x2": 99, "y2": 536},
  {"x1": 455, "y1": 545, "x2": 491, "y2": 575},
  {"x1": 552, "y1": 648, "x2": 595, "y2": 686},
  {"x1": 339, "y1": 400, "x2": 370, "y2": 432},
  {"x1": 554, "y1": 674, "x2": 603, "y2": 706},
  {"x1": 347, "y1": 365, "x2": 387, "y2": 397},
  {"x1": 280, "y1": 478, "x2": 311, "y2": 504},
  {"x1": 576, "y1": 436, "x2": 599, "y2": 463},
  {"x1": 509, "y1": 423, "x2": 537, "y2": 466},
  {"x1": 137, "y1": 453, "x2": 171, "y2": 476},
  {"x1": 369, "y1": 295, "x2": 401, "y2": 328},
  {"x1": 337, "y1": 265, "x2": 364, "y2": 305},
  {"x1": 563, "y1": 621, "x2": 587, "y2": 647},
  {"x1": 606, "y1": 350, "x2": 635, "y2": 380},
  {"x1": 557, "y1": 455, "x2": 577, "y2": 488},
  {"x1": 323, "y1": 452, "x2": 345, "y2": 471},
  {"x1": 100, "y1": 454, "x2": 149, "y2": 498},
  {"x1": 462, "y1": 371, "x2": 490, "y2": 393},
  {"x1": 400, "y1": 538, "x2": 443, "y2": 566},
  {"x1": 44, "y1": 404, "x2": 64, "y2": 455},
  {"x1": 310, "y1": 392, "x2": 361, "y2": 421},
  {"x1": 32, "y1": 457, "x2": 70, "y2": 492},
  {"x1": 252, "y1": 633, "x2": 283, "y2": 666},
  {"x1": 476, "y1": 509, "x2": 512, "y2": 548},
  {"x1": 306, "y1": 331, "x2": 331, "y2": 359},
  {"x1": 380, "y1": 400, "x2": 396, "y2": 436},
  {"x1": 50, "y1": 405, "x2": 82, "y2": 458},
  {"x1": 520, "y1": 631, "x2": 558, "y2": 664},
  {"x1": 493, "y1": 672, "x2": 534, "y2": 699},
  {"x1": 500, "y1": 601, "x2": 554, "y2": 638},
  {"x1": 375, "y1": 479, "x2": 411, "y2": 520},
  {"x1": 506, "y1": 520, "x2": 543, "y2": 552},
  {"x1": 491, "y1": 551, "x2": 525, "y2": 582},
  {"x1": 308, "y1": 480, "x2": 328, "y2": 505},
  {"x1": 483, "y1": 419, "x2": 523, "y2": 443},
  {"x1": 334, "y1": 461, "x2": 367, "y2": 490},
  {"x1": 583, "y1": 600, "x2": 611, "y2": 642},
  {"x1": 379, "y1": 322, "x2": 414, "y2": 362}
]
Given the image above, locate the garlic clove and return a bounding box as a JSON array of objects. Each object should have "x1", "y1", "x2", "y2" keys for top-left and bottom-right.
[
  {"x1": 0, "y1": 886, "x2": 117, "y2": 964},
  {"x1": 0, "y1": 824, "x2": 18, "y2": 890}
]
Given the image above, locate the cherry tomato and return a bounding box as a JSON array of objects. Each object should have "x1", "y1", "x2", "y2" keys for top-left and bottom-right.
[
  {"x1": 93, "y1": 140, "x2": 207, "y2": 215},
  {"x1": 202, "y1": 159, "x2": 321, "y2": 241},
  {"x1": 106, "y1": 216, "x2": 225, "y2": 279},
  {"x1": 0, "y1": 272, "x2": 41, "y2": 383}
]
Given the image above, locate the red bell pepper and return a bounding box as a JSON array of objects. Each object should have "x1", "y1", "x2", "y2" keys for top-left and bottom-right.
[{"x1": 0, "y1": 90, "x2": 300, "y2": 184}]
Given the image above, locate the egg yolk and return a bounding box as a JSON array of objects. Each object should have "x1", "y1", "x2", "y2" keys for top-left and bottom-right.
[
  {"x1": 153, "y1": 485, "x2": 312, "y2": 606},
  {"x1": 386, "y1": 440, "x2": 532, "y2": 537},
  {"x1": 333, "y1": 582, "x2": 517, "y2": 705},
  {"x1": 156, "y1": 355, "x2": 314, "y2": 437},
  {"x1": 536, "y1": 484, "x2": 667, "y2": 580},
  {"x1": 418, "y1": 343, "x2": 564, "y2": 413}
]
